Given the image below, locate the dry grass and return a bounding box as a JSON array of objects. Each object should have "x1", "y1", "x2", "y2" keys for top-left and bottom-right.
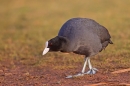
[{"x1": 0, "y1": 0, "x2": 130, "y2": 71}]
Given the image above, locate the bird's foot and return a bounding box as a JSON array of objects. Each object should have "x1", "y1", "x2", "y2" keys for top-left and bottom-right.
[
  {"x1": 66, "y1": 73, "x2": 84, "y2": 78},
  {"x1": 85, "y1": 68, "x2": 98, "y2": 75},
  {"x1": 66, "y1": 68, "x2": 98, "y2": 78}
]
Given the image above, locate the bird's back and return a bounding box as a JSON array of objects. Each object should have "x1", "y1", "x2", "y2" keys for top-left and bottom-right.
[{"x1": 58, "y1": 18, "x2": 112, "y2": 56}]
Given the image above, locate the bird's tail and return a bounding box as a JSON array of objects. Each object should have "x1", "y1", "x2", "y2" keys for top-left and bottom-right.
[{"x1": 109, "y1": 40, "x2": 113, "y2": 44}]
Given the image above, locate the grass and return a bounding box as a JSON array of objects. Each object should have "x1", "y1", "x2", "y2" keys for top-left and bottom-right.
[{"x1": 0, "y1": 0, "x2": 130, "y2": 71}]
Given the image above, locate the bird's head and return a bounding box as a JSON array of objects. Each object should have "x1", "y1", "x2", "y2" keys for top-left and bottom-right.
[{"x1": 42, "y1": 36, "x2": 69, "y2": 55}]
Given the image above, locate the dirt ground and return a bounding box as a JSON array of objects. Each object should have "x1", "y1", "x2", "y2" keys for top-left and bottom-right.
[{"x1": 0, "y1": 60, "x2": 130, "y2": 86}]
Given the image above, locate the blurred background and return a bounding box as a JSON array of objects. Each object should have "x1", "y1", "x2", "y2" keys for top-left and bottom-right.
[{"x1": 0, "y1": 0, "x2": 130, "y2": 71}]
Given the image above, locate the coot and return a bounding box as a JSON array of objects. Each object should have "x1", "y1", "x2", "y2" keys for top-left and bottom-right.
[{"x1": 43, "y1": 18, "x2": 113, "y2": 78}]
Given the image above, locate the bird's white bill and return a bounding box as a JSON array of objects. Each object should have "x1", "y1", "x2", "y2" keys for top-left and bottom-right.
[
  {"x1": 42, "y1": 48, "x2": 49, "y2": 55},
  {"x1": 42, "y1": 41, "x2": 50, "y2": 55}
]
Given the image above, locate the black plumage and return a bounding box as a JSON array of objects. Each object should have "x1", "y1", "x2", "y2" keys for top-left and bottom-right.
[{"x1": 43, "y1": 18, "x2": 113, "y2": 78}]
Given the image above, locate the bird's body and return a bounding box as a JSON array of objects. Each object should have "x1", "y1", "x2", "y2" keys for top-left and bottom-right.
[
  {"x1": 43, "y1": 18, "x2": 113, "y2": 78},
  {"x1": 58, "y1": 18, "x2": 112, "y2": 56}
]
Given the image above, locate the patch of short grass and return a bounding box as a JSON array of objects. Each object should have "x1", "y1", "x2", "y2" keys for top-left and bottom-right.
[{"x1": 0, "y1": 0, "x2": 130, "y2": 70}]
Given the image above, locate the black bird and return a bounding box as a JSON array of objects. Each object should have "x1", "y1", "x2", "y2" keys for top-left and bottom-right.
[{"x1": 43, "y1": 18, "x2": 113, "y2": 78}]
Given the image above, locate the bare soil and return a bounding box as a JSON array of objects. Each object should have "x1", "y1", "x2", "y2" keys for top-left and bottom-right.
[{"x1": 0, "y1": 59, "x2": 130, "y2": 86}]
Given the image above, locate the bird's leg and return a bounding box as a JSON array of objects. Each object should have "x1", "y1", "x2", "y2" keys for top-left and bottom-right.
[
  {"x1": 66, "y1": 57, "x2": 98, "y2": 78},
  {"x1": 66, "y1": 57, "x2": 87, "y2": 78},
  {"x1": 85, "y1": 57, "x2": 98, "y2": 75},
  {"x1": 81, "y1": 57, "x2": 87, "y2": 73}
]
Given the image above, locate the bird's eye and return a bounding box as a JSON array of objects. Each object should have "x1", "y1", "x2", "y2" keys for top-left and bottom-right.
[{"x1": 49, "y1": 42, "x2": 53, "y2": 45}]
